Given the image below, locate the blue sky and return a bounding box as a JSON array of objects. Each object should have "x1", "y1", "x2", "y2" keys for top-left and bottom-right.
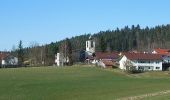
[{"x1": 0, "y1": 0, "x2": 170, "y2": 51}]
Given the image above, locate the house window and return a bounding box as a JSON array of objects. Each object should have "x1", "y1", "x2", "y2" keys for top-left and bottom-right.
[
  {"x1": 138, "y1": 66, "x2": 144, "y2": 71},
  {"x1": 140, "y1": 61, "x2": 145, "y2": 63},
  {"x1": 138, "y1": 66, "x2": 144, "y2": 69},
  {"x1": 156, "y1": 67, "x2": 160, "y2": 69},
  {"x1": 148, "y1": 67, "x2": 150, "y2": 69}
]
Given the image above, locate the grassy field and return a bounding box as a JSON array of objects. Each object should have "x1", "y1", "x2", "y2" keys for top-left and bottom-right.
[{"x1": 0, "y1": 66, "x2": 170, "y2": 100}]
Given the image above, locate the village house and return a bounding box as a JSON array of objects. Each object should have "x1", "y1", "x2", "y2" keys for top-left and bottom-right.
[
  {"x1": 0, "y1": 52, "x2": 18, "y2": 67},
  {"x1": 55, "y1": 53, "x2": 69, "y2": 66},
  {"x1": 119, "y1": 53, "x2": 163, "y2": 71},
  {"x1": 151, "y1": 48, "x2": 170, "y2": 70},
  {"x1": 95, "y1": 52, "x2": 119, "y2": 68}
]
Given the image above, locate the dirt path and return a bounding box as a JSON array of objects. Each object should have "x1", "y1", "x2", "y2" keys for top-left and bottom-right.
[{"x1": 117, "y1": 90, "x2": 170, "y2": 100}]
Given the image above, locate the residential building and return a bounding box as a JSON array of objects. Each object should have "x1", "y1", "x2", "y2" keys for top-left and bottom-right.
[
  {"x1": 119, "y1": 53, "x2": 163, "y2": 71},
  {"x1": 152, "y1": 48, "x2": 170, "y2": 70},
  {"x1": 0, "y1": 52, "x2": 18, "y2": 67},
  {"x1": 55, "y1": 53, "x2": 69, "y2": 66}
]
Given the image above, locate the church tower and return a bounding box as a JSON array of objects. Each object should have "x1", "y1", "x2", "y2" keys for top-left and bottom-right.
[{"x1": 86, "y1": 36, "x2": 95, "y2": 56}]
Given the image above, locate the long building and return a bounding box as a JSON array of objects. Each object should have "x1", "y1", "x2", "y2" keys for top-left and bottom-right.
[{"x1": 119, "y1": 53, "x2": 163, "y2": 71}]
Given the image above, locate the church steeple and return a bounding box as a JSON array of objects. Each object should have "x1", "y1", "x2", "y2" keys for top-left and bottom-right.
[{"x1": 86, "y1": 35, "x2": 95, "y2": 56}]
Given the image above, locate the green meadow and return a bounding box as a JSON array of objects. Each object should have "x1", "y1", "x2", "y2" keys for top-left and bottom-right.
[{"x1": 0, "y1": 66, "x2": 170, "y2": 100}]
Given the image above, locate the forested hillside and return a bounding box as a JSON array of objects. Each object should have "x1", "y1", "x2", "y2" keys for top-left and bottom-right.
[
  {"x1": 12, "y1": 24, "x2": 170, "y2": 66},
  {"x1": 68, "y1": 24, "x2": 170, "y2": 52}
]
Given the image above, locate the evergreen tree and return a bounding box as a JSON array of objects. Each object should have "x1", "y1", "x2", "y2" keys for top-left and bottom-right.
[
  {"x1": 100, "y1": 36, "x2": 107, "y2": 52},
  {"x1": 17, "y1": 40, "x2": 24, "y2": 66}
]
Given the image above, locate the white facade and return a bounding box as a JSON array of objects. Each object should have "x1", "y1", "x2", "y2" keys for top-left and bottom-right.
[
  {"x1": 55, "y1": 53, "x2": 63, "y2": 66},
  {"x1": 7, "y1": 57, "x2": 18, "y2": 65},
  {"x1": 55, "y1": 53, "x2": 61, "y2": 66},
  {"x1": 1, "y1": 60, "x2": 5, "y2": 65},
  {"x1": 55, "y1": 53, "x2": 69, "y2": 66},
  {"x1": 97, "y1": 60, "x2": 106, "y2": 68},
  {"x1": 1, "y1": 56, "x2": 18, "y2": 66},
  {"x1": 119, "y1": 55, "x2": 162, "y2": 71},
  {"x1": 86, "y1": 36, "x2": 95, "y2": 56},
  {"x1": 119, "y1": 56, "x2": 127, "y2": 70}
]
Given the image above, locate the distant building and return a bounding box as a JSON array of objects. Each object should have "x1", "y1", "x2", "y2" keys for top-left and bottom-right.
[
  {"x1": 0, "y1": 52, "x2": 18, "y2": 67},
  {"x1": 55, "y1": 53, "x2": 63, "y2": 66},
  {"x1": 2, "y1": 55, "x2": 18, "y2": 67},
  {"x1": 119, "y1": 53, "x2": 163, "y2": 71},
  {"x1": 55, "y1": 53, "x2": 69, "y2": 66},
  {"x1": 85, "y1": 36, "x2": 95, "y2": 57},
  {"x1": 151, "y1": 48, "x2": 170, "y2": 70},
  {"x1": 152, "y1": 48, "x2": 170, "y2": 54},
  {"x1": 95, "y1": 52, "x2": 119, "y2": 68}
]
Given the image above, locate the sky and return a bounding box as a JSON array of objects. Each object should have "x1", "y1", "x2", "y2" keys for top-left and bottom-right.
[{"x1": 0, "y1": 0, "x2": 170, "y2": 51}]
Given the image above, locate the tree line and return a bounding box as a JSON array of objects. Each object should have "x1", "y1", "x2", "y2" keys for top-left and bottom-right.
[{"x1": 11, "y1": 24, "x2": 170, "y2": 66}]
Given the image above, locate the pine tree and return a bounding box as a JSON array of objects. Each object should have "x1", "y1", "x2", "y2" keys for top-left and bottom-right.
[
  {"x1": 100, "y1": 36, "x2": 107, "y2": 52},
  {"x1": 17, "y1": 40, "x2": 24, "y2": 67}
]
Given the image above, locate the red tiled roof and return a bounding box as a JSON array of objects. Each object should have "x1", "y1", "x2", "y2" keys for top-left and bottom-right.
[
  {"x1": 124, "y1": 53, "x2": 162, "y2": 60},
  {"x1": 95, "y1": 52, "x2": 119, "y2": 60},
  {"x1": 154, "y1": 48, "x2": 170, "y2": 54}
]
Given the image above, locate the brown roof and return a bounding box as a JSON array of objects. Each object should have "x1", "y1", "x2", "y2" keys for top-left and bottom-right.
[
  {"x1": 124, "y1": 53, "x2": 162, "y2": 60},
  {"x1": 0, "y1": 53, "x2": 9, "y2": 60},
  {"x1": 95, "y1": 52, "x2": 119, "y2": 60}
]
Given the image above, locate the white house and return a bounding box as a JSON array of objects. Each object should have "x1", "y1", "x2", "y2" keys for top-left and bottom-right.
[
  {"x1": 1, "y1": 54, "x2": 18, "y2": 67},
  {"x1": 119, "y1": 53, "x2": 163, "y2": 71},
  {"x1": 3, "y1": 56, "x2": 18, "y2": 66},
  {"x1": 55, "y1": 53, "x2": 63, "y2": 66},
  {"x1": 55, "y1": 53, "x2": 69, "y2": 66}
]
